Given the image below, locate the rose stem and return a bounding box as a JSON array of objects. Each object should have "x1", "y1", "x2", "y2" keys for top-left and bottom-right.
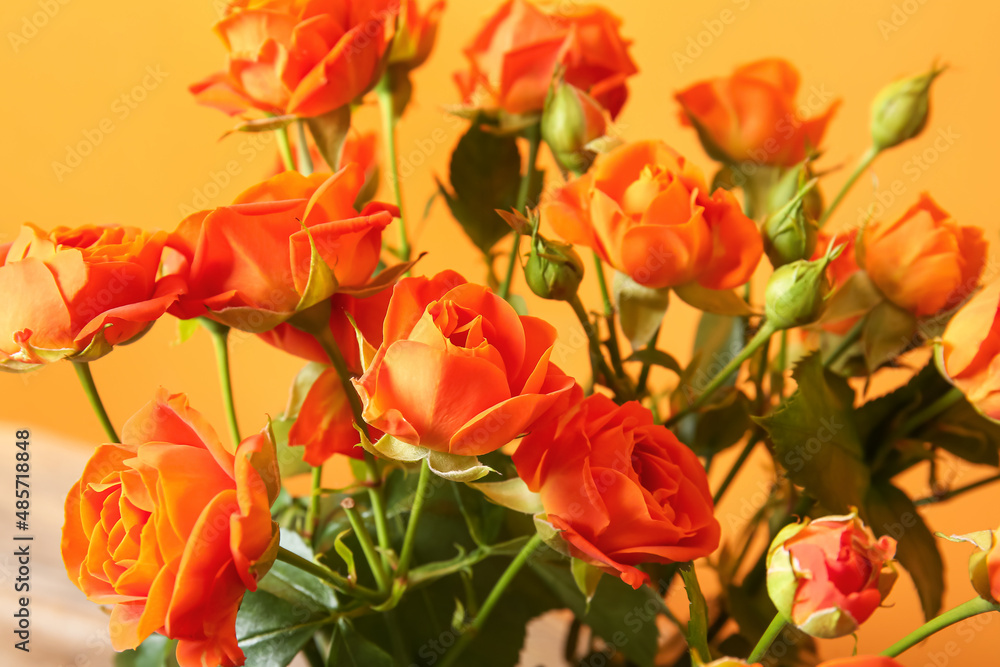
[
  {"x1": 593, "y1": 252, "x2": 628, "y2": 383},
  {"x1": 569, "y1": 293, "x2": 628, "y2": 400},
  {"x1": 881, "y1": 597, "x2": 999, "y2": 658},
  {"x1": 202, "y1": 318, "x2": 241, "y2": 446},
  {"x1": 341, "y1": 498, "x2": 390, "y2": 594},
  {"x1": 498, "y1": 122, "x2": 542, "y2": 301},
  {"x1": 665, "y1": 323, "x2": 777, "y2": 427},
  {"x1": 396, "y1": 459, "x2": 432, "y2": 582},
  {"x1": 305, "y1": 466, "x2": 322, "y2": 543},
  {"x1": 72, "y1": 362, "x2": 120, "y2": 443},
  {"x1": 819, "y1": 145, "x2": 880, "y2": 226},
  {"x1": 375, "y1": 73, "x2": 411, "y2": 264},
  {"x1": 713, "y1": 433, "x2": 762, "y2": 506},
  {"x1": 635, "y1": 324, "x2": 661, "y2": 398},
  {"x1": 314, "y1": 330, "x2": 392, "y2": 579},
  {"x1": 276, "y1": 123, "x2": 295, "y2": 172},
  {"x1": 276, "y1": 546, "x2": 381, "y2": 601},
  {"x1": 748, "y1": 612, "x2": 788, "y2": 663},
  {"x1": 915, "y1": 472, "x2": 1000, "y2": 506},
  {"x1": 295, "y1": 120, "x2": 314, "y2": 176},
  {"x1": 679, "y1": 563, "x2": 712, "y2": 663},
  {"x1": 437, "y1": 533, "x2": 544, "y2": 667},
  {"x1": 823, "y1": 315, "x2": 866, "y2": 368}
]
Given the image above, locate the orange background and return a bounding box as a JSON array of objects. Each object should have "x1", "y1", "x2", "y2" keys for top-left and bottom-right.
[{"x1": 2, "y1": 0, "x2": 1000, "y2": 664}]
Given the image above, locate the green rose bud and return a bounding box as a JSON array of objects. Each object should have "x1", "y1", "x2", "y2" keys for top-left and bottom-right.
[
  {"x1": 767, "y1": 161, "x2": 824, "y2": 221},
  {"x1": 870, "y1": 63, "x2": 946, "y2": 151},
  {"x1": 762, "y1": 177, "x2": 820, "y2": 268},
  {"x1": 764, "y1": 241, "x2": 842, "y2": 329},
  {"x1": 524, "y1": 235, "x2": 585, "y2": 301},
  {"x1": 542, "y1": 81, "x2": 608, "y2": 175}
]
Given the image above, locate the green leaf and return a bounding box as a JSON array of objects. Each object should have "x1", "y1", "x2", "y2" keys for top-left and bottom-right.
[
  {"x1": 571, "y1": 557, "x2": 603, "y2": 610},
  {"x1": 690, "y1": 388, "x2": 753, "y2": 457},
  {"x1": 531, "y1": 562, "x2": 659, "y2": 667},
  {"x1": 921, "y1": 398, "x2": 1000, "y2": 467},
  {"x1": 440, "y1": 118, "x2": 525, "y2": 253},
  {"x1": 624, "y1": 348, "x2": 683, "y2": 376},
  {"x1": 613, "y1": 271, "x2": 671, "y2": 348},
  {"x1": 755, "y1": 352, "x2": 870, "y2": 511},
  {"x1": 333, "y1": 529, "x2": 357, "y2": 583},
  {"x1": 862, "y1": 300, "x2": 919, "y2": 372},
  {"x1": 306, "y1": 106, "x2": 352, "y2": 171},
  {"x1": 236, "y1": 589, "x2": 328, "y2": 667},
  {"x1": 115, "y1": 634, "x2": 179, "y2": 667},
  {"x1": 862, "y1": 481, "x2": 944, "y2": 620},
  {"x1": 258, "y1": 529, "x2": 339, "y2": 612},
  {"x1": 673, "y1": 281, "x2": 755, "y2": 317},
  {"x1": 453, "y1": 482, "x2": 506, "y2": 546}
]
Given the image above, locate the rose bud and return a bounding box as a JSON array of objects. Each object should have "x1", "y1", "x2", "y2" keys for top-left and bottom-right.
[
  {"x1": 870, "y1": 64, "x2": 946, "y2": 152},
  {"x1": 0, "y1": 223, "x2": 179, "y2": 371},
  {"x1": 61, "y1": 390, "x2": 280, "y2": 667},
  {"x1": 766, "y1": 512, "x2": 897, "y2": 638},
  {"x1": 863, "y1": 193, "x2": 986, "y2": 318},
  {"x1": 767, "y1": 160, "x2": 824, "y2": 222},
  {"x1": 762, "y1": 178, "x2": 820, "y2": 268},
  {"x1": 675, "y1": 58, "x2": 839, "y2": 167},
  {"x1": 941, "y1": 529, "x2": 1000, "y2": 603},
  {"x1": 524, "y1": 233, "x2": 585, "y2": 302},
  {"x1": 940, "y1": 282, "x2": 1000, "y2": 420},
  {"x1": 542, "y1": 81, "x2": 609, "y2": 175},
  {"x1": 513, "y1": 390, "x2": 720, "y2": 589},
  {"x1": 354, "y1": 270, "x2": 575, "y2": 457},
  {"x1": 388, "y1": 0, "x2": 446, "y2": 71},
  {"x1": 764, "y1": 243, "x2": 842, "y2": 330}
]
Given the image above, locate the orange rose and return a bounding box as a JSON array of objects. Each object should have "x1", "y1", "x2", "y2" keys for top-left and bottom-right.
[
  {"x1": 273, "y1": 131, "x2": 380, "y2": 206},
  {"x1": 61, "y1": 390, "x2": 280, "y2": 667},
  {"x1": 513, "y1": 390, "x2": 720, "y2": 588},
  {"x1": 191, "y1": 0, "x2": 399, "y2": 118},
  {"x1": 543, "y1": 140, "x2": 762, "y2": 290},
  {"x1": 818, "y1": 659, "x2": 904, "y2": 667},
  {"x1": 0, "y1": 224, "x2": 178, "y2": 371},
  {"x1": 388, "y1": 0, "x2": 445, "y2": 70},
  {"x1": 864, "y1": 194, "x2": 987, "y2": 317},
  {"x1": 354, "y1": 270, "x2": 575, "y2": 456},
  {"x1": 165, "y1": 166, "x2": 396, "y2": 332},
  {"x1": 941, "y1": 282, "x2": 1000, "y2": 419},
  {"x1": 676, "y1": 58, "x2": 839, "y2": 166},
  {"x1": 261, "y1": 290, "x2": 391, "y2": 464},
  {"x1": 455, "y1": 0, "x2": 637, "y2": 118}
]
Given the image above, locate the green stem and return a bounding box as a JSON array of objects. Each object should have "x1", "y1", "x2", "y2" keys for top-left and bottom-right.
[
  {"x1": 341, "y1": 498, "x2": 391, "y2": 594},
  {"x1": 497, "y1": 124, "x2": 542, "y2": 301},
  {"x1": 819, "y1": 145, "x2": 880, "y2": 226},
  {"x1": 915, "y1": 472, "x2": 1000, "y2": 506},
  {"x1": 376, "y1": 74, "x2": 410, "y2": 263},
  {"x1": 306, "y1": 466, "x2": 322, "y2": 541},
  {"x1": 276, "y1": 546, "x2": 381, "y2": 601},
  {"x1": 899, "y1": 387, "x2": 964, "y2": 436},
  {"x1": 679, "y1": 563, "x2": 711, "y2": 664},
  {"x1": 72, "y1": 362, "x2": 119, "y2": 443},
  {"x1": 203, "y1": 319, "x2": 241, "y2": 446},
  {"x1": 636, "y1": 325, "x2": 661, "y2": 399},
  {"x1": 569, "y1": 294, "x2": 627, "y2": 400},
  {"x1": 748, "y1": 613, "x2": 788, "y2": 663},
  {"x1": 314, "y1": 331, "x2": 392, "y2": 571},
  {"x1": 438, "y1": 534, "x2": 544, "y2": 667},
  {"x1": 713, "y1": 434, "x2": 761, "y2": 505},
  {"x1": 666, "y1": 323, "x2": 777, "y2": 427},
  {"x1": 823, "y1": 316, "x2": 865, "y2": 368},
  {"x1": 396, "y1": 459, "x2": 432, "y2": 581},
  {"x1": 881, "y1": 597, "x2": 998, "y2": 657},
  {"x1": 295, "y1": 120, "x2": 314, "y2": 176},
  {"x1": 593, "y1": 252, "x2": 627, "y2": 382},
  {"x1": 276, "y1": 124, "x2": 295, "y2": 172}
]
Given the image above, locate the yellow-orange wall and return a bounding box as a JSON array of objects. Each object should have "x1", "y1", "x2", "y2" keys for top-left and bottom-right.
[{"x1": 2, "y1": 0, "x2": 999, "y2": 664}]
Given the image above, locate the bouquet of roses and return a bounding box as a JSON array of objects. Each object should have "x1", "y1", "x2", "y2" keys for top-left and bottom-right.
[{"x1": 5, "y1": 1, "x2": 1000, "y2": 666}]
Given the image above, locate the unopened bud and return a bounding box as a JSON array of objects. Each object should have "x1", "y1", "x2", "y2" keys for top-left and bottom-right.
[
  {"x1": 764, "y1": 241, "x2": 842, "y2": 329},
  {"x1": 524, "y1": 235, "x2": 585, "y2": 301},
  {"x1": 767, "y1": 161, "x2": 823, "y2": 221},
  {"x1": 762, "y1": 178, "x2": 819, "y2": 268},
  {"x1": 870, "y1": 64, "x2": 946, "y2": 151},
  {"x1": 542, "y1": 81, "x2": 608, "y2": 175}
]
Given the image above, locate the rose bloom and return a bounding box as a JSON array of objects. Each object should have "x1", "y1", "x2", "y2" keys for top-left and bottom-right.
[
  {"x1": 940, "y1": 282, "x2": 1000, "y2": 420},
  {"x1": 455, "y1": 0, "x2": 637, "y2": 117},
  {"x1": 513, "y1": 390, "x2": 720, "y2": 589},
  {"x1": 354, "y1": 270, "x2": 575, "y2": 456},
  {"x1": 262, "y1": 290, "x2": 391, "y2": 464},
  {"x1": 191, "y1": 0, "x2": 404, "y2": 118},
  {"x1": 164, "y1": 165, "x2": 396, "y2": 332},
  {"x1": 61, "y1": 390, "x2": 280, "y2": 667},
  {"x1": 864, "y1": 193, "x2": 987, "y2": 317},
  {"x1": 676, "y1": 58, "x2": 839, "y2": 166},
  {"x1": 767, "y1": 513, "x2": 896, "y2": 638},
  {"x1": 543, "y1": 140, "x2": 762, "y2": 290},
  {"x1": 0, "y1": 223, "x2": 178, "y2": 371}
]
